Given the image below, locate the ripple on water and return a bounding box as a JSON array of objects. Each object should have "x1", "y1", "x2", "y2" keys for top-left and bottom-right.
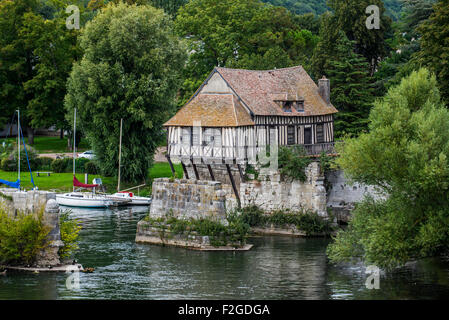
[{"x1": 2, "y1": 206, "x2": 449, "y2": 299}]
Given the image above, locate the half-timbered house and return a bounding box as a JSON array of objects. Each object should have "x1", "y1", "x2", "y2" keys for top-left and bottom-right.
[{"x1": 163, "y1": 66, "x2": 338, "y2": 201}]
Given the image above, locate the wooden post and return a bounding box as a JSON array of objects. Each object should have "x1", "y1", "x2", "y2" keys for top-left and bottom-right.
[
  {"x1": 181, "y1": 161, "x2": 189, "y2": 179},
  {"x1": 166, "y1": 155, "x2": 176, "y2": 177},
  {"x1": 192, "y1": 161, "x2": 200, "y2": 180},
  {"x1": 207, "y1": 164, "x2": 215, "y2": 181},
  {"x1": 226, "y1": 164, "x2": 240, "y2": 208}
]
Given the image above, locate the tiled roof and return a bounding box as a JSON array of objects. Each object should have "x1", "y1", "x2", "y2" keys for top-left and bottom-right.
[
  {"x1": 164, "y1": 94, "x2": 254, "y2": 127},
  {"x1": 164, "y1": 65, "x2": 338, "y2": 127},
  {"x1": 217, "y1": 66, "x2": 338, "y2": 116}
]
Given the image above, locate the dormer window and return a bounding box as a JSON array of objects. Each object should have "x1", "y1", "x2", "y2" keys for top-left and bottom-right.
[
  {"x1": 279, "y1": 100, "x2": 304, "y2": 113},
  {"x1": 296, "y1": 100, "x2": 304, "y2": 112},
  {"x1": 283, "y1": 101, "x2": 293, "y2": 113}
]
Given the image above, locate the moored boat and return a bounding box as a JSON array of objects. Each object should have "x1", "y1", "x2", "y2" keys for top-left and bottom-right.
[
  {"x1": 56, "y1": 192, "x2": 113, "y2": 208},
  {"x1": 107, "y1": 191, "x2": 152, "y2": 206}
]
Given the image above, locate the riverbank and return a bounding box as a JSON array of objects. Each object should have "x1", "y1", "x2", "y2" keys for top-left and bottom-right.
[{"x1": 0, "y1": 162, "x2": 182, "y2": 193}]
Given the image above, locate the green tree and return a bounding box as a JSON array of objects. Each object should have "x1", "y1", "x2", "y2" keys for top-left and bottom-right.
[
  {"x1": 325, "y1": 31, "x2": 374, "y2": 136},
  {"x1": 373, "y1": 0, "x2": 436, "y2": 97},
  {"x1": 327, "y1": 68, "x2": 449, "y2": 269},
  {"x1": 0, "y1": 0, "x2": 80, "y2": 143},
  {"x1": 418, "y1": 0, "x2": 449, "y2": 103},
  {"x1": 21, "y1": 12, "x2": 80, "y2": 137},
  {"x1": 64, "y1": 2, "x2": 186, "y2": 183},
  {"x1": 328, "y1": 0, "x2": 392, "y2": 74},
  {"x1": 311, "y1": 12, "x2": 341, "y2": 79},
  {"x1": 0, "y1": 0, "x2": 39, "y2": 135},
  {"x1": 175, "y1": 0, "x2": 314, "y2": 107}
]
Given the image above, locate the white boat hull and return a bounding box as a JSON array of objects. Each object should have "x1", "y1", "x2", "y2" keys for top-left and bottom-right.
[
  {"x1": 107, "y1": 192, "x2": 152, "y2": 206},
  {"x1": 56, "y1": 193, "x2": 113, "y2": 208}
]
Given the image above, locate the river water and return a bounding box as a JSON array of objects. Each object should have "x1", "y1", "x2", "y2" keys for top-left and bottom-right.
[{"x1": 1, "y1": 206, "x2": 449, "y2": 300}]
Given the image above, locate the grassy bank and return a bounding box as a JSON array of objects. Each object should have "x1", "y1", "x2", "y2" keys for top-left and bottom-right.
[
  {"x1": 3, "y1": 136, "x2": 90, "y2": 154},
  {"x1": 0, "y1": 162, "x2": 183, "y2": 193}
]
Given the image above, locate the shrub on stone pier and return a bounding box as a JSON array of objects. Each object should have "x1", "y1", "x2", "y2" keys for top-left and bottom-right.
[
  {"x1": 238, "y1": 205, "x2": 335, "y2": 236},
  {"x1": 0, "y1": 207, "x2": 50, "y2": 265}
]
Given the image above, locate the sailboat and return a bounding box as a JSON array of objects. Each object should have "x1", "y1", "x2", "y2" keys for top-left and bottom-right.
[
  {"x1": 0, "y1": 110, "x2": 36, "y2": 191},
  {"x1": 105, "y1": 118, "x2": 152, "y2": 206},
  {"x1": 55, "y1": 108, "x2": 113, "y2": 208}
]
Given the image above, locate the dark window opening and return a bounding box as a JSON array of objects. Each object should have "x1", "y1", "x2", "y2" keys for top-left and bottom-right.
[
  {"x1": 287, "y1": 126, "x2": 295, "y2": 145},
  {"x1": 283, "y1": 101, "x2": 293, "y2": 113},
  {"x1": 296, "y1": 101, "x2": 304, "y2": 112},
  {"x1": 304, "y1": 127, "x2": 312, "y2": 145},
  {"x1": 316, "y1": 124, "x2": 325, "y2": 143}
]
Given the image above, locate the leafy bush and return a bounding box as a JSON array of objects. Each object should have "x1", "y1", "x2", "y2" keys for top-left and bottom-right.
[
  {"x1": 59, "y1": 210, "x2": 82, "y2": 259},
  {"x1": 0, "y1": 142, "x2": 14, "y2": 161},
  {"x1": 146, "y1": 214, "x2": 250, "y2": 247},
  {"x1": 238, "y1": 206, "x2": 334, "y2": 235},
  {"x1": 1, "y1": 145, "x2": 39, "y2": 171},
  {"x1": 239, "y1": 205, "x2": 265, "y2": 227},
  {"x1": 51, "y1": 158, "x2": 90, "y2": 173},
  {"x1": 84, "y1": 161, "x2": 99, "y2": 174},
  {"x1": 1, "y1": 158, "x2": 16, "y2": 172},
  {"x1": 37, "y1": 157, "x2": 54, "y2": 171},
  {"x1": 51, "y1": 159, "x2": 67, "y2": 173},
  {"x1": 278, "y1": 146, "x2": 312, "y2": 182},
  {"x1": 0, "y1": 208, "x2": 50, "y2": 265},
  {"x1": 244, "y1": 164, "x2": 259, "y2": 180}
]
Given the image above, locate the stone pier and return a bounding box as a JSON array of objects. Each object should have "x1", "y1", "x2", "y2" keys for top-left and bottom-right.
[{"x1": 0, "y1": 188, "x2": 64, "y2": 267}]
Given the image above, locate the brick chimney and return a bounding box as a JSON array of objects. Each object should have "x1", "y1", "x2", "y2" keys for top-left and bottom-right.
[{"x1": 318, "y1": 76, "x2": 330, "y2": 104}]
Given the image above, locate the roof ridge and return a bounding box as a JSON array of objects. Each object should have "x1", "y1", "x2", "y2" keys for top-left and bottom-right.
[{"x1": 216, "y1": 65, "x2": 303, "y2": 73}]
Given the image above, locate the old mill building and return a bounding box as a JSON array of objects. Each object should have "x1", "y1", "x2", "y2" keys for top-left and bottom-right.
[{"x1": 164, "y1": 66, "x2": 338, "y2": 201}]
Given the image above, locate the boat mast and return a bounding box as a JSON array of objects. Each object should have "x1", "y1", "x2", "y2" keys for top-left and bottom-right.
[
  {"x1": 17, "y1": 109, "x2": 20, "y2": 190},
  {"x1": 117, "y1": 118, "x2": 123, "y2": 192},
  {"x1": 73, "y1": 108, "x2": 76, "y2": 192}
]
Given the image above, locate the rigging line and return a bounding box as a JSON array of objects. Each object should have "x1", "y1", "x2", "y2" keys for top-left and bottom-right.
[{"x1": 19, "y1": 126, "x2": 36, "y2": 189}]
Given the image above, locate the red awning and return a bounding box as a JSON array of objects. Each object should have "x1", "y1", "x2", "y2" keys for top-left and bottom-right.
[{"x1": 73, "y1": 176, "x2": 98, "y2": 188}]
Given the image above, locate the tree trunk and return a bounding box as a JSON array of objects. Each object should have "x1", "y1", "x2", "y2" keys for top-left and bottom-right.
[
  {"x1": 27, "y1": 126, "x2": 34, "y2": 145},
  {"x1": 60, "y1": 128, "x2": 64, "y2": 139}
]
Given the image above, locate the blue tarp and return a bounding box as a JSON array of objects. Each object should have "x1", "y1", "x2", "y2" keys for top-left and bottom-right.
[{"x1": 0, "y1": 178, "x2": 20, "y2": 189}]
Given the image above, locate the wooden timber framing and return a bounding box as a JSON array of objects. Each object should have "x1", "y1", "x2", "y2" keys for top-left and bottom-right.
[
  {"x1": 181, "y1": 161, "x2": 189, "y2": 180},
  {"x1": 226, "y1": 163, "x2": 241, "y2": 208},
  {"x1": 166, "y1": 155, "x2": 176, "y2": 177},
  {"x1": 207, "y1": 164, "x2": 215, "y2": 181},
  {"x1": 192, "y1": 161, "x2": 200, "y2": 180}
]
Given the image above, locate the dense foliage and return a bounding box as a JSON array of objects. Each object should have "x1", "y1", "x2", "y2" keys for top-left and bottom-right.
[
  {"x1": 0, "y1": 208, "x2": 50, "y2": 265},
  {"x1": 174, "y1": 0, "x2": 318, "y2": 106},
  {"x1": 144, "y1": 212, "x2": 250, "y2": 247},
  {"x1": 262, "y1": 0, "x2": 402, "y2": 19},
  {"x1": 278, "y1": 146, "x2": 311, "y2": 182},
  {"x1": 324, "y1": 31, "x2": 374, "y2": 136},
  {"x1": 0, "y1": 0, "x2": 81, "y2": 143},
  {"x1": 64, "y1": 2, "x2": 186, "y2": 182},
  {"x1": 327, "y1": 69, "x2": 449, "y2": 268},
  {"x1": 417, "y1": 0, "x2": 449, "y2": 103},
  {"x1": 59, "y1": 210, "x2": 82, "y2": 259},
  {"x1": 239, "y1": 205, "x2": 334, "y2": 235}
]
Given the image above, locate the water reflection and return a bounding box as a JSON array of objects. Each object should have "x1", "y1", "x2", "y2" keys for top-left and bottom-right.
[{"x1": 1, "y1": 205, "x2": 449, "y2": 300}]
